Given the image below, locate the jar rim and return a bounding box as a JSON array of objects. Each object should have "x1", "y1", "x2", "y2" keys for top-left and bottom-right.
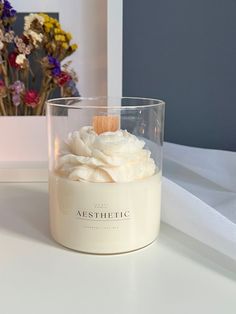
[{"x1": 46, "y1": 96, "x2": 165, "y2": 110}]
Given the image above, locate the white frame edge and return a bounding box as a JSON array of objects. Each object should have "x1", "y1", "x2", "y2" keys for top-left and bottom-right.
[{"x1": 107, "y1": 0, "x2": 123, "y2": 97}]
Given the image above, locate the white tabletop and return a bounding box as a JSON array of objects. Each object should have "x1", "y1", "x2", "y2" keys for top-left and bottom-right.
[{"x1": 0, "y1": 182, "x2": 235, "y2": 314}]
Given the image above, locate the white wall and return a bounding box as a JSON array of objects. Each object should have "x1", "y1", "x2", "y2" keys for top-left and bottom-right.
[{"x1": 13, "y1": 0, "x2": 107, "y2": 96}]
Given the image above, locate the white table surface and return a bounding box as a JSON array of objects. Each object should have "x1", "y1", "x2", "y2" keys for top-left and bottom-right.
[{"x1": 0, "y1": 182, "x2": 235, "y2": 314}]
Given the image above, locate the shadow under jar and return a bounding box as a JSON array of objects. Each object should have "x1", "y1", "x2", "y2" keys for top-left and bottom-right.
[{"x1": 47, "y1": 97, "x2": 165, "y2": 254}]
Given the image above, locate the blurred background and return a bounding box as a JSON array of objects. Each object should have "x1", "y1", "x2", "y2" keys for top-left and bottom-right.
[
  {"x1": 123, "y1": 0, "x2": 236, "y2": 151},
  {"x1": 12, "y1": 0, "x2": 236, "y2": 151}
]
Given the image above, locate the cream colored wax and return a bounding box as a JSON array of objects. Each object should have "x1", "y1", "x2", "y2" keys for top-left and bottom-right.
[{"x1": 49, "y1": 172, "x2": 161, "y2": 254}]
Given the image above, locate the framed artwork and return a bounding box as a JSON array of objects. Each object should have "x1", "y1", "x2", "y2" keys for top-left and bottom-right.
[
  {"x1": 0, "y1": 0, "x2": 123, "y2": 170},
  {"x1": 13, "y1": 0, "x2": 109, "y2": 97}
]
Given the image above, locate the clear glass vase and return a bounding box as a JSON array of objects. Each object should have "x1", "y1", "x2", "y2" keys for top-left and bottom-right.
[{"x1": 47, "y1": 97, "x2": 165, "y2": 254}]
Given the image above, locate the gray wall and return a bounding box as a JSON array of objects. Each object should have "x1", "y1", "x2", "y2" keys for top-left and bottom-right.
[{"x1": 123, "y1": 0, "x2": 236, "y2": 151}]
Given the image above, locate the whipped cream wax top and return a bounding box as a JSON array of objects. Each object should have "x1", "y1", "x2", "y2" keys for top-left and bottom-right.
[{"x1": 57, "y1": 126, "x2": 156, "y2": 183}]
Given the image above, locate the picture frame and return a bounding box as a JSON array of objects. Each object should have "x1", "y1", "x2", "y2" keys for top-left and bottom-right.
[{"x1": 0, "y1": 0, "x2": 123, "y2": 181}]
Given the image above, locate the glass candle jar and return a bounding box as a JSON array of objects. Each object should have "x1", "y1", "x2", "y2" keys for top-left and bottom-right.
[{"x1": 47, "y1": 97, "x2": 165, "y2": 254}]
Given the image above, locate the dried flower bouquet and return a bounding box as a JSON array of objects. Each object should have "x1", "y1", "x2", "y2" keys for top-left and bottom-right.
[{"x1": 0, "y1": 0, "x2": 79, "y2": 116}]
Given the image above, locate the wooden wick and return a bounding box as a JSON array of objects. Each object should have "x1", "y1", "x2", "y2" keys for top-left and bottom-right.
[{"x1": 93, "y1": 115, "x2": 119, "y2": 134}]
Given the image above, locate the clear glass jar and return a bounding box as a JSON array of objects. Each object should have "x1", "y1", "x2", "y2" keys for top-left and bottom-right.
[{"x1": 47, "y1": 97, "x2": 165, "y2": 254}]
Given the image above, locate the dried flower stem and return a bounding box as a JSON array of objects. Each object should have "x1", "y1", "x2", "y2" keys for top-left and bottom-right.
[
  {"x1": 2, "y1": 56, "x2": 13, "y2": 115},
  {"x1": 35, "y1": 76, "x2": 52, "y2": 115},
  {"x1": 0, "y1": 97, "x2": 7, "y2": 115}
]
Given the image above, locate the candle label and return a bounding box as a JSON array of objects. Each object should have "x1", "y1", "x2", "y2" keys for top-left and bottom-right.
[
  {"x1": 76, "y1": 208, "x2": 131, "y2": 221},
  {"x1": 49, "y1": 173, "x2": 161, "y2": 253}
]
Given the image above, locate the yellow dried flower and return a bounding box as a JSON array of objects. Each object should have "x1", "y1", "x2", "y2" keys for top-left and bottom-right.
[
  {"x1": 71, "y1": 43, "x2": 78, "y2": 51},
  {"x1": 62, "y1": 42, "x2": 69, "y2": 49},
  {"x1": 39, "y1": 13, "x2": 49, "y2": 22},
  {"x1": 35, "y1": 14, "x2": 77, "y2": 60},
  {"x1": 44, "y1": 22, "x2": 53, "y2": 29},
  {"x1": 54, "y1": 28, "x2": 60, "y2": 34},
  {"x1": 54, "y1": 34, "x2": 66, "y2": 42},
  {"x1": 54, "y1": 35, "x2": 61, "y2": 41},
  {"x1": 66, "y1": 32, "x2": 72, "y2": 41}
]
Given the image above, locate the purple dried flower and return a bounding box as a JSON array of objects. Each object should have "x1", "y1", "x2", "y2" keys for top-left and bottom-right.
[
  {"x1": 9, "y1": 9, "x2": 16, "y2": 17},
  {"x1": 2, "y1": 0, "x2": 16, "y2": 20},
  {"x1": 48, "y1": 55, "x2": 55, "y2": 64},
  {"x1": 48, "y1": 55, "x2": 60, "y2": 68},
  {"x1": 48, "y1": 55, "x2": 61, "y2": 77},
  {"x1": 4, "y1": 0, "x2": 12, "y2": 10},
  {"x1": 65, "y1": 80, "x2": 80, "y2": 97},
  {"x1": 52, "y1": 67, "x2": 61, "y2": 76},
  {"x1": 67, "y1": 80, "x2": 76, "y2": 88},
  {"x1": 71, "y1": 88, "x2": 80, "y2": 97},
  {"x1": 12, "y1": 93, "x2": 20, "y2": 106},
  {"x1": 10, "y1": 80, "x2": 25, "y2": 94}
]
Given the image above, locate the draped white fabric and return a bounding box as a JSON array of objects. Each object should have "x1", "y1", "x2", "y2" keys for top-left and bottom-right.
[{"x1": 162, "y1": 142, "x2": 236, "y2": 260}]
